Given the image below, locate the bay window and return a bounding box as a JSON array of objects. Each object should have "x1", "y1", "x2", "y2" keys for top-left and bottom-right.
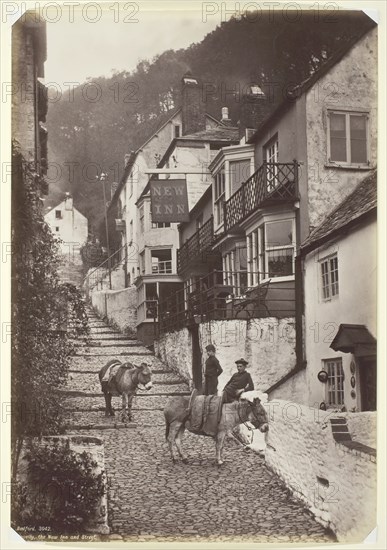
[{"x1": 247, "y1": 218, "x2": 295, "y2": 283}]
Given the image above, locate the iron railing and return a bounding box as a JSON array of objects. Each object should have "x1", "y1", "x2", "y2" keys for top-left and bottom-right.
[
  {"x1": 225, "y1": 161, "x2": 299, "y2": 232},
  {"x1": 177, "y1": 216, "x2": 216, "y2": 274},
  {"x1": 83, "y1": 242, "x2": 128, "y2": 294},
  {"x1": 158, "y1": 269, "x2": 295, "y2": 333}
]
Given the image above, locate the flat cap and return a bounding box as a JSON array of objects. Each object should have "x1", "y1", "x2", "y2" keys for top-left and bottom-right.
[
  {"x1": 205, "y1": 344, "x2": 216, "y2": 352},
  {"x1": 235, "y1": 358, "x2": 248, "y2": 366}
]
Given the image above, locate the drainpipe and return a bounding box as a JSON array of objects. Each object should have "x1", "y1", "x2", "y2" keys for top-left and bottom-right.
[{"x1": 294, "y1": 160, "x2": 306, "y2": 370}]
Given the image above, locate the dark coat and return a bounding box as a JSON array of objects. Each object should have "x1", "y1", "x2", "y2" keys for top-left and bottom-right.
[
  {"x1": 223, "y1": 371, "x2": 254, "y2": 402},
  {"x1": 204, "y1": 356, "x2": 223, "y2": 395}
]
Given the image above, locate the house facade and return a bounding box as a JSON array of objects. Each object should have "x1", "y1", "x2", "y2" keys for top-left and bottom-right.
[
  {"x1": 45, "y1": 194, "x2": 88, "y2": 255},
  {"x1": 289, "y1": 172, "x2": 376, "y2": 412},
  {"x1": 12, "y1": 12, "x2": 47, "y2": 169},
  {"x1": 157, "y1": 24, "x2": 377, "y2": 396},
  {"x1": 135, "y1": 106, "x2": 239, "y2": 343}
]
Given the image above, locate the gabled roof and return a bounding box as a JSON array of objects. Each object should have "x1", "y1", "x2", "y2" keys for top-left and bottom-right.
[
  {"x1": 248, "y1": 22, "x2": 376, "y2": 145},
  {"x1": 301, "y1": 170, "x2": 377, "y2": 255},
  {"x1": 109, "y1": 111, "x2": 227, "y2": 209},
  {"x1": 139, "y1": 126, "x2": 239, "y2": 200}
]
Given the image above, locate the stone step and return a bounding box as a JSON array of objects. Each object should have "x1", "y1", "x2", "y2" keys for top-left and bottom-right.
[
  {"x1": 63, "y1": 394, "x2": 188, "y2": 410},
  {"x1": 73, "y1": 348, "x2": 153, "y2": 356},
  {"x1": 69, "y1": 355, "x2": 169, "y2": 371},
  {"x1": 75, "y1": 341, "x2": 143, "y2": 348},
  {"x1": 65, "y1": 409, "x2": 165, "y2": 429},
  {"x1": 68, "y1": 368, "x2": 182, "y2": 378},
  {"x1": 65, "y1": 373, "x2": 189, "y2": 395},
  {"x1": 86, "y1": 332, "x2": 139, "y2": 342}
]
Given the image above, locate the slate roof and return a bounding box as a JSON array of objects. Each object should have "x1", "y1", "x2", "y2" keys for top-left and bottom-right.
[
  {"x1": 248, "y1": 22, "x2": 376, "y2": 145},
  {"x1": 301, "y1": 170, "x2": 377, "y2": 254},
  {"x1": 180, "y1": 126, "x2": 239, "y2": 142}
]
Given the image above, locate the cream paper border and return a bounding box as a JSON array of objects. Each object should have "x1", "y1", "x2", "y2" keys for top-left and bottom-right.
[{"x1": 1, "y1": 1, "x2": 386, "y2": 549}]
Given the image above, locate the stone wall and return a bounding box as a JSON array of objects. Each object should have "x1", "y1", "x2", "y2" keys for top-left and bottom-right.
[
  {"x1": 265, "y1": 399, "x2": 376, "y2": 542},
  {"x1": 155, "y1": 317, "x2": 296, "y2": 392},
  {"x1": 345, "y1": 411, "x2": 377, "y2": 449},
  {"x1": 91, "y1": 286, "x2": 137, "y2": 335},
  {"x1": 155, "y1": 327, "x2": 192, "y2": 384},
  {"x1": 16, "y1": 435, "x2": 109, "y2": 535}
]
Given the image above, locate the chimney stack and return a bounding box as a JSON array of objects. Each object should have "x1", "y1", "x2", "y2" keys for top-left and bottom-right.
[
  {"x1": 64, "y1": 192, "x2": 73, "y2": 211},
  {"x1": 239, "y1": 84, "x2": 268, "y2": 140},
  {"x1": 221, "y1": 106, "x2": 233, "y2": 126},
  {"x1": 181, "y1": 73, "x2": 206, "y2": 136}
]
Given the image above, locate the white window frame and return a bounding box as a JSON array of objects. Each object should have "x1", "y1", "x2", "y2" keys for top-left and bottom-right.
[
  {"x1": 327, "y1": 109, "x2": 369, "y2": 167},
  {"x1": 213, "y1": 168, "x2": 225, "y2": 229},
  {"x1": 247, "y1": 216, "x2": 295, "y2": 284},
  {"x1": 320, "y1": 253, "x2": 339, "y2": 301},
  {"x1": 323, "y1": 358, "x2": 345, "y2": 407},
  {"x1": 264, "y1": 134, "x2": 279, "y2": 191}
]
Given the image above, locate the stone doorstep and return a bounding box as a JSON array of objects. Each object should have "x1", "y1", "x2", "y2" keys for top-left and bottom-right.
[
  {"x1": 341, "y1": 440, "x2": 377, "y2": 457},
  {"x1": 329, "y1": 418, "x2": 347, "y2": 424}
]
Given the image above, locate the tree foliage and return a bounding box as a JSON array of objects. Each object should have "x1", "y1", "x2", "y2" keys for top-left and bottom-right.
[
  {"x1": 45, "y1": 10, "x2": 374, "y2": 234},
  {"x1": 11, "y1": 143, "x2": 89, "y2": 475}
]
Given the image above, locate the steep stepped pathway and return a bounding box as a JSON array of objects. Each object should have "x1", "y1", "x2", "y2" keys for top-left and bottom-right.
[
  {"x1": 63, "y1": 306, "x2": 333, "y2": 543},
  {"x1": 64, "y1": 307, "x2": 190, "y2": 430}
]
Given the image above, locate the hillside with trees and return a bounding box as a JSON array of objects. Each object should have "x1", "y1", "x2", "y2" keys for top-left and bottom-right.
[{"x1": 45, "y1": 10, "x2": 374, "y2": 235}]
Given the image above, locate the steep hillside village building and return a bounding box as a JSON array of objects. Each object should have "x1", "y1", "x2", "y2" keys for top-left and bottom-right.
[
  {"x1": 157, "y1": 24, "x2": 377, "y2": 396},
  {"x1": 292, "y1": 171, "x2": 376, "y2": 412}
]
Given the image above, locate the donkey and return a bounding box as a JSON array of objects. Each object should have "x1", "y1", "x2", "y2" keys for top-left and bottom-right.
[
  {"x1": 99, "y1": 359, "x2": 152, "y2": 421},
  {"x1": 164, "y1": 391, "x2": 269, "y2": 466}
]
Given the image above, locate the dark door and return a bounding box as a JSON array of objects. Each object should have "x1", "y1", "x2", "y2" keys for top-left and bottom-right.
[
  {"x1": 359, "y1": 358, "x2": 377, "y2": 411},
  {"x1": 190, "y1": 324, "x2": 203, "y2": 392}
]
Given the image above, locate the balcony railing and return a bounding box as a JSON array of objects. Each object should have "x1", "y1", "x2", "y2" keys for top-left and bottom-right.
[
  {"x1": 225, "y1": 161, "x2": 299, "y2": 232},
  {"x1": 177, "y1": 216, "x2": 216, "y2": 274},
  {"x1": 158, "y1": 269, "x2": 295, "y2": 334}
]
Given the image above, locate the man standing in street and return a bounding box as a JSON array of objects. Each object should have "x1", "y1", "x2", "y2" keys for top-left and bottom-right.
[
  {"x1": 204, "y1": 344, "x2": 223, "y2": 395},
  {"x1": 222, "y1": 358, "x2": 254, "y2": 403}
]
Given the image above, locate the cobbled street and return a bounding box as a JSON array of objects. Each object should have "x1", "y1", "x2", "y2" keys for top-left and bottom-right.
[{"x1": 63, "y1": 308, "x2": 334, "y2": 543}]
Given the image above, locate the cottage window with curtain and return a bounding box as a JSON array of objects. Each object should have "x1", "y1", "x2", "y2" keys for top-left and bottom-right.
[
  {"x1": 324, "y1": 358, "x2": 344, "y2": 406},
  {"x1": 328, "y1": 111, "x2": 368, "y2": 165},
  {"x1": 320, "y1": 253, "x2": 339, "y2": 300},
  {"x1": 214, "y1": 168, "x2": 225, "y2": 227},
  {"x1": 55, "y1": 210, "x2": 62, "y2": 219}
]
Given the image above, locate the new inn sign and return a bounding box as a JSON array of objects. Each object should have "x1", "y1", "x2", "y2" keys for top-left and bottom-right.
[{"x1": 150, "y1": 179, "x2": 190, "y2": 223}]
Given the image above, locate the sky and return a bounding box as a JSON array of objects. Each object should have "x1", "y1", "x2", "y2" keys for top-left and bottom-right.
[{"x1": 44, "y1": 2, "x2": 221, "y2": 85}]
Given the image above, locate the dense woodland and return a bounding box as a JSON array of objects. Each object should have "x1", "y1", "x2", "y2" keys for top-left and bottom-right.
[{"x1": 45, "y1": 10, "x2": 374, "y2": 235}]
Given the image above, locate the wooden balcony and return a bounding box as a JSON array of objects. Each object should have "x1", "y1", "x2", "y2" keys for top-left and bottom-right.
[
  {"x1": 225, "y1": 161, "x2": 299, "y2": 232},
  {"x1": 177, "y1": 216, "x2": 218, "y2": 274},
  {"x1": 158, "y1": 270, "x2": 296, "y2": 333}
]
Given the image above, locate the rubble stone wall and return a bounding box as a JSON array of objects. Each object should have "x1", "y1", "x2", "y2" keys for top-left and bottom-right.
[
  {"x1": 91, "y1": 286, "x2": 137, "y2": 334},
  {"x1": 265, "y1": 399, "x2": 376, "y2": 541}
]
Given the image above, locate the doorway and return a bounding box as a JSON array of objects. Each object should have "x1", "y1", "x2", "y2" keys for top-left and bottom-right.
[
  {"x1": 190, "y1": 324, "x2": 203, "y2": 392},
  {"x1": 359, "y1": 357, "x2": 377, "y2": 411}
]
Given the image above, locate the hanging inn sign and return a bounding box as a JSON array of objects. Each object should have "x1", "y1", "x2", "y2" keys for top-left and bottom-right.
[{"x1": 150, "y1": 179, "x2": 190, "y2": 223}]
